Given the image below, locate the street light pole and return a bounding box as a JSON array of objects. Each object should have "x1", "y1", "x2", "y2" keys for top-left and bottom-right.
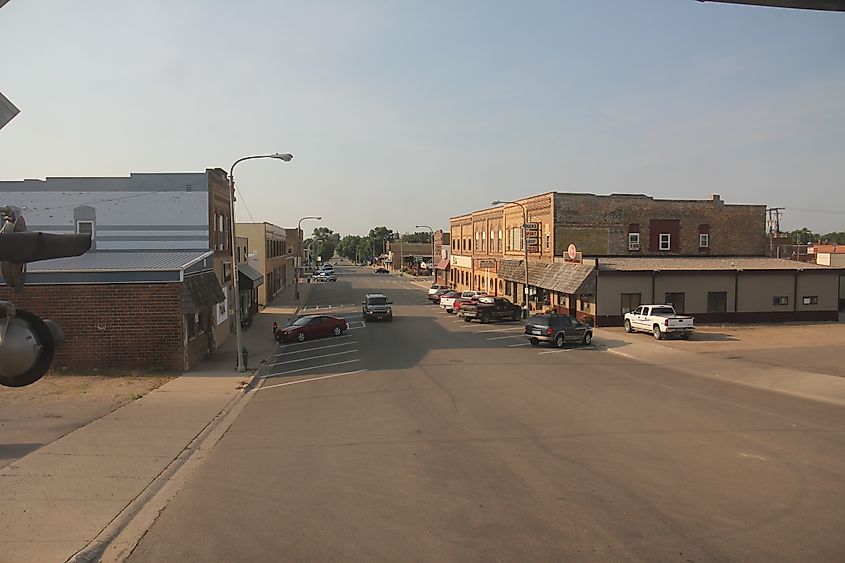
[
  {"x1": 295, "y1": 215, "x2": 322, "y2": 300},
  {"x1": 229, "y1": 153, "x2": 293, "y2": 372},
  {"x1": 491, "y1": 200, "x2": 529, "y2": 319},
  {"x1": 416, "y1": 225, "x2": 434, "y2": 277}
]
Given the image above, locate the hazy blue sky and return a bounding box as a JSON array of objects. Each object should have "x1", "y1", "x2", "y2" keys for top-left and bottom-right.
[{"x1": 1, "y1": 1, "x2": 843, "y2": 235}]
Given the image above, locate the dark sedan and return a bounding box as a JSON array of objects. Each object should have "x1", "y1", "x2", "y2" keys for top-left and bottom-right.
[{"x1": 275, "y1": 315, "x2": 348, "y2": 343}]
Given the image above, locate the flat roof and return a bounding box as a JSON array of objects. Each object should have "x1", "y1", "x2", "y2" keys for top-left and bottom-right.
[
  {"x1": 597, "y1": 257, "x2": 839, "y2": 272},
  {"x1": 27, "y1": 250, "x2": 213, "y2": 272}
]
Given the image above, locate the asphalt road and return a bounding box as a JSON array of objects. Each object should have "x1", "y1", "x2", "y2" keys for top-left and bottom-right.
[{"x1": 127, "y1": 262, "x2": 845, "y2": 562}]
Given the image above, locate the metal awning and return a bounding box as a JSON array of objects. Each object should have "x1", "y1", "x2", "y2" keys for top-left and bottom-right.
[
  {"x1": 435, "y1": 258, "x2": 450, "y2": 270},
  {"x1": 182, "y1": 271, "x2": 226, "y2": 314},
  {"x1": 238, "y1": 263, "x2": 264, "y2": 290},
  {"x1": 498, "y1": 260, "x2": 596, "y2": 295}
]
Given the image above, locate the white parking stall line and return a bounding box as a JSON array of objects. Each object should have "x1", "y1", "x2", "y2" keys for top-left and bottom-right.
[
  {"x1": 259, "y1": 369, "x2": 369, "y2": 391},
  {"x1": 477, "y1": 327, "x2": 523, "y2": 334},
  {"x1": 278, "y1": 334, "x2": 352, "y2": 348},
  {"x1": 273, "y1": 341, "x2": 356, "y2": 358},
  {"x1": 486, "y1": 335, "x2": 525, "y2": 341},
  {"x1": 269, "y1": 349, "x2": 358, "y2": 367},
  {"x1": 347, "y1": 321, "x2": 366, "y2": 330},
  {"x1": 538, "y1": 349, "x2": 566, "y2": 355},
  {"x1": 260, "y1": 359, "x2": 361, "y2": 379},
  {"x1": 508, "y1": 342, "x2": 530, "y2": 347}
]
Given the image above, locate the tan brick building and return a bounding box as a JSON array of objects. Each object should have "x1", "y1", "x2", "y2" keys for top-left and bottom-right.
[
  {"x1": 445, "y1": 192, "x2": 841, "y2": 325},
  {"x1": 236, "y1": 222, "x2": 295, "y2": 306}
]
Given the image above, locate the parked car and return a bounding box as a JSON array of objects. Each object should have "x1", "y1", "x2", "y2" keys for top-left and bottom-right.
[
  {"x1": 524, "y1": 314, "x2": 592, "y2": 347},
  {"x1": 441, "y1": 291, "x2": 487, "y2": 313},
  {"x1": 275, "y1": 315, "x2": 348, "y2": 343},
  {"x1": 428, "y1": 287, "x2": 452, "y2": 303},
  {"x1": 362, "y1": 293, "x2": 393, "y2": 321},
  {"x1": 462, "y1": 297, "x2": 521, "y2": 323},
  {"x1": 435, "y1": 290, "x2": 461, "y2": 306},
  {"x1": 311, "y1": 272, "x2": 337, "y2": 282},
  {"x1": 623, "y1": 305, "x2": 694, "y2": 340},
  {"x1": 428, "y1": 284, "x2": 449, "y2": 296},
  {"x1": 374, "y1": 267, "x2": 389, "y2": 274},
  {"x1": 319, "y1": 263, "x2": 334, "y2": 271}
]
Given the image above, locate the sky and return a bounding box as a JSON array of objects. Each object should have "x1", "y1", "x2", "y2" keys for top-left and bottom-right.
[{"x1": 1, "y1": 0, "x2": 843, "y2": 236}]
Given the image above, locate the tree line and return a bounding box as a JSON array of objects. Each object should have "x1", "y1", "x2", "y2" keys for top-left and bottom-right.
[
  {"x1": 785, "y1": 228, "x2": 845, "y2": 245},
  {"x1": 306, "y1": 226, "x2": 433, "y2": 264}
]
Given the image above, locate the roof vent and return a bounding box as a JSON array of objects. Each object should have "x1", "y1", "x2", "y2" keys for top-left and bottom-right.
[{"x1": 711, "y1": 194, "x2": 722, "y2": 204}]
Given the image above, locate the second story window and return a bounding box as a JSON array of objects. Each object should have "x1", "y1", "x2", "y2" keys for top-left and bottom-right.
[
  {"x1": 628, "y1": 232, "x2": 640, "y2": 251},
  {"x1": 659, "y1": 233, "x2": 671, "y2": 251},
  {"x1": 76, "y1": 220, "x2": 94, "y2": 239}
]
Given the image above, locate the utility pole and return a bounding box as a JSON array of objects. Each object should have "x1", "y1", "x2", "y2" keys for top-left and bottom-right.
[{"x1": 767, "y1": 207, "x2": 784, "y2": 257}]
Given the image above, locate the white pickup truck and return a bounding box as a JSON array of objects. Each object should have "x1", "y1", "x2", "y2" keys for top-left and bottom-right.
[{"x1": 623, "y1": 305, "x2": 694, "y2": 340}]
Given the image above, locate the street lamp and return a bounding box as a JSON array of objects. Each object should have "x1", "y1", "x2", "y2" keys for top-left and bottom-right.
[
  {"x1": 415, "y1": 225, "x2": 435, "y2": 277},
  {"x1": 296, "y1": 215, "x2": 322, "y2": 300},
  {"x1": 491, "y1": 200, "x2": 529, "y2": 319},
  {"x1": 229, "y1": 153, "x2": 293, "y2": 372}
]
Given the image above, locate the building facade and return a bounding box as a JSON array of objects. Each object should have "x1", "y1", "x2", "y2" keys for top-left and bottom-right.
[
  {"x1": 236, "y1": 222, "x2": 295, "y2": 305},
  {"x1": 0, "y1": 251, "x2": 223, "y2": 372},
  {"x1": 447, "y1": 192, "x2": 842, "y2": 325},
  {"x1": 1, "y1": 169, "x2": 234, "y2": 350}
]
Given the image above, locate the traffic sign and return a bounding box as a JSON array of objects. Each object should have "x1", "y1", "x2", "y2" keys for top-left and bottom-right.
[{"x1": 0, "y1": 91, "x2": 19, "y2": 132}]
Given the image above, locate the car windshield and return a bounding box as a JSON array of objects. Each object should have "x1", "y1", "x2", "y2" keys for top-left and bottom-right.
[
  {"x1": 368, "y1": 297, "x2": 388, "y2": 305},
  {"x1": 292, "y1": 317, "x2": 313, "y2": 327}
]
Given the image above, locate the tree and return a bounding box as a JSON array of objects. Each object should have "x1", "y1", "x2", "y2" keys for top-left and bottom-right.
[
  {"x1": 311, "y1": 227, "x2": 340, "y2": 263},
  {"x1": 368, "y1": 226, "x2": 396, "y2": 256},
  {"x1": 401, "y1": 231, "x2": 432, "y2": 243}
]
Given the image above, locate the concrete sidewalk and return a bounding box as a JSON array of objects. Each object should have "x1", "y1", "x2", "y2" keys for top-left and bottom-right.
[
  {"x1": 594, "y1": 327, "x2": 845, "y2": 408},
  {"x1": 0, "y1": 283, "x2": 311, "y2": 563}
]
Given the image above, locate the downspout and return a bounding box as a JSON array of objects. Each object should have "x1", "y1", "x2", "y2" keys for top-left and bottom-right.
[
  {"x1": 794, "y1": 270, "x2": 799, "y2": 321},
  {"x1": 734, "y1": 270, "x2": 739, "y2": 313},
  {"x1": 651, "y1": 270, "x2": 656, "y2": 304}
]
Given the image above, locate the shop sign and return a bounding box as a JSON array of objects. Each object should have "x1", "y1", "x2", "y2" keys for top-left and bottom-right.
[{"x1": 475, "y1": 258, "x2": 497, "y2": 270}]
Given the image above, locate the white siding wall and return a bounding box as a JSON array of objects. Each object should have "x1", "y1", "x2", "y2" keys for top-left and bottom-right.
[{"x1": 1, "y1": 173, "x2": 210, "y2": 250}]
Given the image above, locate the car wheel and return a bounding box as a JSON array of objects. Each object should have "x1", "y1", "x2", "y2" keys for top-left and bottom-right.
[
  {"x1": 653, "y1": 326, "x2": 663, "y2": 340},
  {"x1": 624, "y1": 320, "x2": 632, "y2": 333},
  {"x1": 582, "y1": 331, "x2": 592, "y2": 345},
  {"x1": 387, "y1": 314, "x2": 393, "y2": 322},
  {"x1": 555, "y1": 334, "x2": 565, "y2": 348},
  {"x1": 529, "y1": 338, "x2": 539, "y2": 346},
  {"x1": 333, "y1": 326, "x2": 342, "y2": 336},
  {"x1": 464, "y1": 316, "x2": 472, "y2": 322},
  {"x1": 512, "y1": 311, "x2": 520, "y2": 321},
  {"x1": 680, "y1": 332, "x2": 691, "y2": 340},
  {"x1": 480, "y1": 313, "x2": 490, "y2": 324},
  {"x1": 296, "y1": 332, "x2": 306, "y2": 342}
]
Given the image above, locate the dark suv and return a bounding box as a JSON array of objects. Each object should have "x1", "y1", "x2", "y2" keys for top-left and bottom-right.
[
  {"x1": 362, "y1": 293, "x2": 393, "y2": 321},
  {"x1": 524, "y1": 314, "x2": 592, "y2": 347}
]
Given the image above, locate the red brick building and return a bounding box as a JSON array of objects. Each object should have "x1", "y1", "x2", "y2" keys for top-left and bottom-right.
[{"x1": 0, "y1": 251, "x2": 222, "y2": 372}]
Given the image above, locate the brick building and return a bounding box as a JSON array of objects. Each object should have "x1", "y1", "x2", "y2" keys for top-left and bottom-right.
[
  {"x1": 237, "y1": 222, "x2": 295, "y2": 306},
  {"x1": 447, "y1": 192, "x2": 842, "y2": 324},
  {"x1": 1, "y1": 170, "x2": 236, "y2": 350},
  {"x1": 0, "y1": 251, "x2": 222, "y2": 372}
]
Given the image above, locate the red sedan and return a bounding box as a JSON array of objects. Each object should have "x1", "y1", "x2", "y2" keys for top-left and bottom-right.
[{"x1": 275, "y1": 315, "x2": 348, "y2": 343}]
